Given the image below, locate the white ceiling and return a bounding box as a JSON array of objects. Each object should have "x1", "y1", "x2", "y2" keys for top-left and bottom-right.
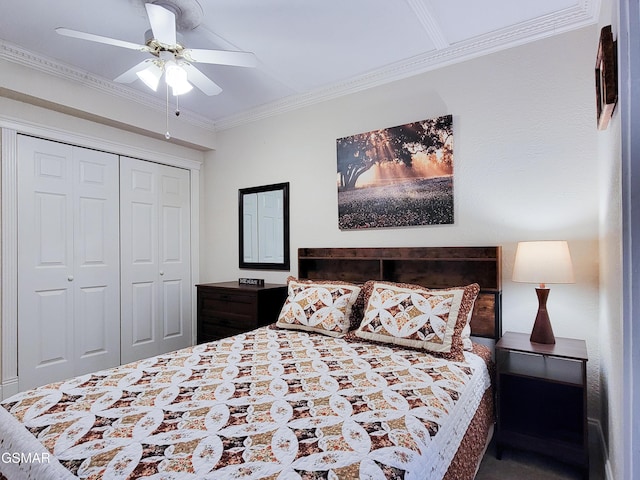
[{"x1": 0, "y1": 0, "x2": 600, "y2": 132}]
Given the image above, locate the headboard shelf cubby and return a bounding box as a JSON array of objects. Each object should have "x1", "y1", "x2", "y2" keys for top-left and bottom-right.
[{"x1": 298, "y1": 246, "x2": 502, "y2": 340}]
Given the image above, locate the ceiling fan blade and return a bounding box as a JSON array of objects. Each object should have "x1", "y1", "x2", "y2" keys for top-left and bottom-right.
[
  {"x1": 114, "y1": 60, "x2": 154, "y2": 84},
  {"x1": 181, "y1": 63, "x2": 222, "y2": 96},
  {"x1": 184, "y1": 48, "x2": 257, "y2": 68},
  {"x1": 56, "y1": 27, "x2": 147, "y2": 51},
  {"x1": 145, "y1": 3, "x2": 177, "y2": 46}
]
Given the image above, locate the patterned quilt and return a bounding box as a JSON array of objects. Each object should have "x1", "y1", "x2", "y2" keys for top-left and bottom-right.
[{"x1": 0, "y1": 327, "x2": 491, "y2": 480}]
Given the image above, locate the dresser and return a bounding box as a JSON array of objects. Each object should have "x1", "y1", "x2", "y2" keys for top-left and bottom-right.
[{"x1": 196, "y1": 281, "x2": 288, "y2": 343}]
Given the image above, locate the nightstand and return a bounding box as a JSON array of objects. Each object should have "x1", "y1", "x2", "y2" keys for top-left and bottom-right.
[
  {"x1": 196, "y1": 282, "x2": 287, "y2": 343},
  {"x1": 495, "y1": 331, "x2": 589, "y2": 478}
]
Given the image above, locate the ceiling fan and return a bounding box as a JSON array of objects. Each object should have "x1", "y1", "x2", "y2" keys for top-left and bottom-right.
[{"x1": 55, "y1": 1, "x2": 257, "y2": 97}]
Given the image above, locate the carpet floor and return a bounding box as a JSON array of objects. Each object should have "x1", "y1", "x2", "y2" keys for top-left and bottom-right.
[{"x1": 476, "y1": 435, "x2": 605, "y2": 480}]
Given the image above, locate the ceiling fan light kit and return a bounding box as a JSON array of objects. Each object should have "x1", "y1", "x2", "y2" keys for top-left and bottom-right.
[
  {"x1": 165, "y1": 61, "x2": 193, "y2": 95},
  {"x1": 56, "y1": 0, "x2": 256, "y2": 138},
  {"x1": 136, "y1": 62, "x2": 163, "y2": 91}
]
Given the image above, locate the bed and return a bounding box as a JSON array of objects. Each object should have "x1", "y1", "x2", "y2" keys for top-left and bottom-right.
[{"x1": 0, "y1": 246, "x2": 501, "y2": 480}]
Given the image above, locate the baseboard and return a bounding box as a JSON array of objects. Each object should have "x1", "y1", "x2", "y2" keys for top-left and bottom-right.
[
  {"x1": 589, "y1": 417, "x2": 615, "y2": 480},
  {"x1": 603, "y1": 458, "x2": 615, "y2": 480},
  {"x1": 0, "y1": 378, "x2": 19, "y2": 401}
]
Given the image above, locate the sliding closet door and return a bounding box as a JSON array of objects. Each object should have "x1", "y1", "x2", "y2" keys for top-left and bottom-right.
[
  {"x1": 17, "y1": 135, "x2": 120, "y2": 389},
  {"x1": 120, "y1": 156, "x2": 192, "y2": 363}
]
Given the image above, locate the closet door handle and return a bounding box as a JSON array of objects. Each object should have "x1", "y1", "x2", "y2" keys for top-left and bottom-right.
[
  {"x1": 159, "y1": 271, "x2": 165, "y2": 276},
  {"x1": 67, "y1": 275, "x2": 74, "y2": 282}
]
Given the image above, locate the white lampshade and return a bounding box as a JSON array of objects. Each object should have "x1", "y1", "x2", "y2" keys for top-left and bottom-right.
[
  {"x1": 512, "y1": 241, "x2": 575, "y2": 286},
  {"x1": 136, "y1": 63, "x2": 162, "y2": 91},
  {"x1": 164, "y1": 61, "x2": 193, "y2": 96}
]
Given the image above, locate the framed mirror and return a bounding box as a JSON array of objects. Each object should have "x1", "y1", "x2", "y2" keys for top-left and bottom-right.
[{"x1": 239, "y1": 182, "x2": 290, "y2": 270}]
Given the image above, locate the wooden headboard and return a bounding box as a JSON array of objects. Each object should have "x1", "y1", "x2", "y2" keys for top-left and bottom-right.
[{"x1": 298, "y1": 246, "x2": 502, "y2": 340}]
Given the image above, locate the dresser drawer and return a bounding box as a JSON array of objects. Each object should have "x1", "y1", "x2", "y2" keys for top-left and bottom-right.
[
  {"x1": 199, "y1": 289, "x2": 255, "y2": 304},
  {"x1": 198, "y1": 322, "x2": 246, "y2": 343},
  {"x1": 199, "y1": 291, "x2": 256, "y2": 317},
  {"x1": 199, "y1": 312, "x2": 255, "y2": 331}
]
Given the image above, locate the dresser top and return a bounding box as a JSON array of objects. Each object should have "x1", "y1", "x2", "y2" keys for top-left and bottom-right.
[{"x1": 197, "y1": 281, "x2": 287, "y2": 291}]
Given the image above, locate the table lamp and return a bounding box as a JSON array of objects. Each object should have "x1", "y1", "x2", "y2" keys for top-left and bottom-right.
[{"x1": 512, "y1": 241, "x2": 575, "y2": 344}]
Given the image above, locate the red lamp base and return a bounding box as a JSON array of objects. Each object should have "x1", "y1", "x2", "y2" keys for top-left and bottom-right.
[{"x1": 530, "y1": 288, "x2": 556, "y2": 344}]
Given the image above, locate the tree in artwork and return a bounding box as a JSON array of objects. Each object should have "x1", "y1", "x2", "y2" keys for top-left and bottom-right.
[{"x1": 336, "y1": 114, "x2": 453, "y2": 229}]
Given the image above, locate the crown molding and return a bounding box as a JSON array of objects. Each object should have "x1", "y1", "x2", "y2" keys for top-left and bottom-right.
[
  {"x1": 214, "y1": 1, "x2": 599, "y2": 131},
  {"x1": 0, "y1": 0, "x2": 599, "y2": 134},
  {"x1": 0, "y1": 40, "x2": 216, "y2": 133}
]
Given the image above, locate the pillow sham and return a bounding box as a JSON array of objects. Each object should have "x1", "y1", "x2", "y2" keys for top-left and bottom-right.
[
  {"x1": 461, "y1": 302, "x2": 477, "y2": 351},
  {"x1": 280, "y1": 276, "x2": 366, "y2": 328},
  {"x1": 354, "y1": 281, "x2": 480, "y2": 360},
  {"x1": 461, "y1": 321, "x2": 473, "y2": 351},
  {"x1": 276, "y1": 277, "x2": 362, "y2": 337}
]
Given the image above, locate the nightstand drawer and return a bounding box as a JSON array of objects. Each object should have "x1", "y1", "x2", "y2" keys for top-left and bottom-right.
[{"x1": 497, "y1": 349, "x2": 584, "y2": 385}]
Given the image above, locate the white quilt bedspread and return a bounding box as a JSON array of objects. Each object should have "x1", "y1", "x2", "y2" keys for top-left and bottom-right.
[{"x1": 0, "y1": 327, "x2": 490, "y2": 480}]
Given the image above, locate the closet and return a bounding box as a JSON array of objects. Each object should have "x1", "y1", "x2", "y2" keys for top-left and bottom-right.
[{"x1": 16, "y1": 135, "x2": 192, "y2": 390}]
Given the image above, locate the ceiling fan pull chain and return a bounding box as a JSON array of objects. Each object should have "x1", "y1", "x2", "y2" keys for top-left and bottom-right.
[{"x1": 165, "y1": 81, "x2": 171, "y2": 140}]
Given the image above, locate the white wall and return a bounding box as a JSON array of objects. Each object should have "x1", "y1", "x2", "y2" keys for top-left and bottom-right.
[
  {"x1": 0, "y1": 97, "x2": 205, "y2": 164},
  {"x1": 202, "y1": 26, "x2": 603, "y2": 418},
  {"x1": 597, "y1": 0, "x2": 624, "y2": 478},
  {"x1": 598, "y1": 96, "x2": 621, "y2": 479},
  {"x1": 0, "y1": 54, "x2": 217, "y2": 150}
]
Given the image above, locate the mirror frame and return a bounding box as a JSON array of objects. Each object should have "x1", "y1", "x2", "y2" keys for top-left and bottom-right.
[{"x1": 238, "y1": 182, "x2": 290, "y2": 271}]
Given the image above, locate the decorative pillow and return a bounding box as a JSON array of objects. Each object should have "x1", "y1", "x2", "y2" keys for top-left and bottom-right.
[
  {"x1": 461, "y1": 321, "x2": 473, "y2": 351},
  {"x1": 276, "y1": 277, "x2": 362, "y2": 337},
  {"x1": 280, "y1": 276, "x2": 365, "y2": 329},
  {"x1": 354, "y1": 281, "x2": 480, "y2": 360},
  {"x1": 461, "y1": 299, "x2": 477, "y2": 351}
]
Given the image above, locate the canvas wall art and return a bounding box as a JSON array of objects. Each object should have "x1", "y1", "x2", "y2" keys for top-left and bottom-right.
[{"x1": 337, "y1": 114, "x2": 454, "y2": 230}]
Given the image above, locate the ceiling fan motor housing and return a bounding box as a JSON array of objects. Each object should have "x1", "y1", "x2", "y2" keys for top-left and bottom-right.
[
  {"x1": 144, "y1": 29, "x2": 186, "y2": 55},
  {"x1": 145, "y1": 0, "x2": 203, "y2": 31}
]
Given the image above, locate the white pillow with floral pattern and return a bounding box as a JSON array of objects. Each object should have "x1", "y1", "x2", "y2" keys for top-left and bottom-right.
[
  {"x1": 276, "y1": 279, "x2": 361, "y2": 337},
  {"x1": 355, "y1": 281, "x2": 479, "y2": 360}
]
